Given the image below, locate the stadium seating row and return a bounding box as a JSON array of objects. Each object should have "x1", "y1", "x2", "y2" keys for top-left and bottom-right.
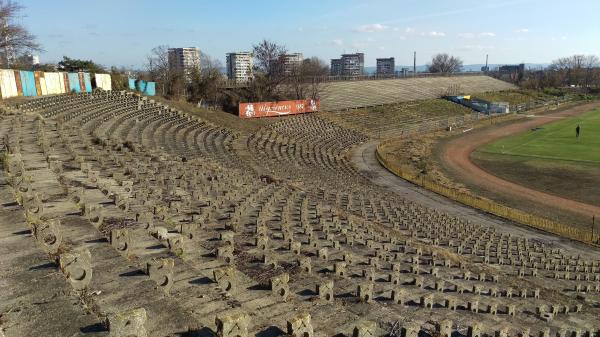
[{"x1": 0, "y1": 91, "x2": 598, "y2": 336}]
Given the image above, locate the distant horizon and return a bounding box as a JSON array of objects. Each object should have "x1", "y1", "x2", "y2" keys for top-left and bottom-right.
[{"x1": 18, "y1": 0, "x2": 600, "y2": 69}]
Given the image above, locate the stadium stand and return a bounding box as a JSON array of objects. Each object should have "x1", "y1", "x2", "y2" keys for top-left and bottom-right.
[
  {"x1": 1, "y1": 91, "x2": 599, "y2": 336},
  {"x1": 319, "y1": 75, "x2": 516, "y2": 111},
  {"x1": 319, "y1": 99, "x2": 476, "y2": 138}
]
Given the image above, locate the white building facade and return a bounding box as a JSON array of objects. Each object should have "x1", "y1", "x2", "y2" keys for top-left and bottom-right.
[{"x1": 226, "y1": 52, "x2": 254, "y2": 82}]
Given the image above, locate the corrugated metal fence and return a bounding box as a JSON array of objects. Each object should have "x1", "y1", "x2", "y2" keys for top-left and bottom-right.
[{"x1": 0, "y1": 69, "x2": 113, "y2": 99}]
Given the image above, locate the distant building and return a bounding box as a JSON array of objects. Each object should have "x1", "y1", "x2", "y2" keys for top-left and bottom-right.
[
  {"x1": 330, "y1": 58, "x2": 343, "y2": 76},
  {"x1": 280, "y1": 53, "x2": 303, "y2": 76},
  {"x1": 376, "y1": 57, "x2": 395, "y2": 75},
  {"x1": 341, "y1": 53, "x2": 364, "y2": 76},
  {"x1": 22, "y1": 53, "x2": 40, "y2": 66},
  {"x1": 498, "y1": 63, "x2": 525, "y2": 82},
  {"x1": 168, "y1": 47, "x2": 201, "y2": 82},
  {"x1": 330, "y1": 53, "x2": 365, "y2": 76},
  {"x1": 226, "y1": 52, "x2": 254, "y2": 82}
]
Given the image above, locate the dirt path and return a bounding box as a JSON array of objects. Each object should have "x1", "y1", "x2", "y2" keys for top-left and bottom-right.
[{"x1": 441, "y1": 102, "x2": 600, "y2": 220}]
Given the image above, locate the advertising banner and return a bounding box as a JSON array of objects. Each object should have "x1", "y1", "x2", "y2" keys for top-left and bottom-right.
[{"x1": 239, "y1": 99, "x2": 320, "y2": 119}]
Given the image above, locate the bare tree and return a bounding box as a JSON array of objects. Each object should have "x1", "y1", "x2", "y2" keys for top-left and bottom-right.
[
  {"x1": 287, "y1": 57, "x2": 329, "y2": 100},
  {"x1": 188, "y1": 52, "x2": 225, "y2": 107},
  {"x1": 253, "y1": 39, "x2": 287, "y2": 76},
  {"x1": 249, "y1": 39, "x2": 287, "y2": 101},
  {"x1": 145, "y1": 45, "x2": 185, "y2": 97},
  {"x1": 0, "y1": 0, "x2": 42, "y2": 67},
  {"x1": 550, "y1": 54, "x2": 600, "y2": 88},
  {"x1": 428, "y1": 53, "x2": 463, "y2": 73}
]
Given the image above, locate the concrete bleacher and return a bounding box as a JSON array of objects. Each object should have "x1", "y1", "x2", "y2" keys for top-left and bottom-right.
[
  {"x1": 319, "y1": 75, "x2": 516, "y2": 111},
  {"x1": 0, "y1": 91, "x2": 599, "y2": 337}
]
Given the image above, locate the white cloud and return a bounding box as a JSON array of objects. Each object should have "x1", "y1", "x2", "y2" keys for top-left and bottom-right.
[
  {"x1": 405, "y1": 27, "x2": 416, "y2": 34},
  {"x1": 353, "y1": 23, "x2": 388, "y2": 33},
  {"x1": 331, "y1": 39, "x2": 343, "y2": 46},
  {"x1": 426, "y1": 31, "x2": 446, "y2": 37},
  {"x1": 459, "y1": 33, "x2": 475, "y2": 39},
  {"x1": 459, "y1": 32, "x2": 496, "y2": 39},
  {"x1": 514, "y1": 28, "x2": 530, "y2": 33}
]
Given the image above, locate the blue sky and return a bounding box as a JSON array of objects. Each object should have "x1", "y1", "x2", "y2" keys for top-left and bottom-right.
[{"x1": 19, "y1": 0, "x2": 600, "y2": 69}]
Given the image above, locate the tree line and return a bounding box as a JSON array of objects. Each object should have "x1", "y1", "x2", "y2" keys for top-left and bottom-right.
[
  {"x1": 144, "y1": 40, "x2": 330, "y2": 112},
  {"x1": 522, "y1": 55, "x2": 600, "y2": 91}
]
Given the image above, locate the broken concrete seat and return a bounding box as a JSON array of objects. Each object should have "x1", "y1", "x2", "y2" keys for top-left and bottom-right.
[
  {"x1": 317, "y1": 280, "x2": 334, "y2": 302},
  {"x1": 32, "y1": 218, "x2": 62, "y2": 254},
  {"x1": 146, "y1": 258, "x2": 175, "y2": 294},
  {"x1": 107, "y1": 307, "x2": 147, "y2": 337},
  {"x1": 216, "y1": 311, "x2": 249, "y2": 337},
  {"x1": 213, "y1": 266, "x2": 236, "y2": 292},
  {"x1": 217, "y1": 245, "x2": 235, "y2": 264},
  {"x1": 353, "y1": 321, "x2": 377, "y2": 337},
  {"x1": 270, "y1": 273, "x2": 290, "y2": 301},
  {"x1": 59, "y1": 247, "x2": 93, "y2": 291},
  {"x1": 84, "y1": 203, "x2": 105, "y2": 228},
  {"x1": 287, "y1": 312, "x2": 313, "y2": 337},
  {"x1": 136, "y1": 211, "x2": 154, "y2": 229},
  {"x1": 69, "y1": 186, "x2": 86, "y2": 207},
  {"x1": 110, "y1": 228, "x2": 132, "y2": 255},
  {"x1": 22, "y1": 192, "x2": 44, "y2": 218},
  {"x1": 357, "y1": 282, "x2": 374, "y2": 303}
]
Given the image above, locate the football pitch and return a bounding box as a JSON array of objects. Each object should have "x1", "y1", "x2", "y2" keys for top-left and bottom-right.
[{"x1": 480, "y1": 108, "x2": 600, "y2": 163}]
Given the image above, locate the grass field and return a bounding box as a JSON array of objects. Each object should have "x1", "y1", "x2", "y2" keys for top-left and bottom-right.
[
  {"x1": 473, "y1": 107, "x2": 600, "y2": 208},
  {"x1": 479, "y1": 108, "x2": 600, "y2": 163}
]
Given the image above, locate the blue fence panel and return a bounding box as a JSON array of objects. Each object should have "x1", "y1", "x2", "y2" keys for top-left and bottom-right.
[
  {"x1": 144, "y1": 82, "x2": 156, "y2": 96},
  {"x1": 137, "y1": 80, "x2": 147, "y2": 93},
  {"x1": 19, "y1": 71, "x2": 37, "y2": 97},
  {"x1": 67, "y1": 73, "x2": 81, "y2": 93},
  {"x1": 128, "y1": 78, "x2": 136, "y2": 90},
  {"x1": 83, "y1": 73, "x2": 92, "y2": 92}
]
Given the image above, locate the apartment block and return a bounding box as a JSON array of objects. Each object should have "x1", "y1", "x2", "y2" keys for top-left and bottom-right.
[
  {"x1": 226, "y1": 52, "x2": 254, "y2": 82},
  {"x1": 376, "y1": 57, "x2": 395, "y2": 75},
  {"x1": 168, "y1": 47, "x2": 201, "y2": 82}
]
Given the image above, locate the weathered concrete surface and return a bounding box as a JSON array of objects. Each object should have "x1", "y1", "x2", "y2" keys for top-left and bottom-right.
[{"x1": 0, "y1": 178, "x2": 108, "y2": 337}]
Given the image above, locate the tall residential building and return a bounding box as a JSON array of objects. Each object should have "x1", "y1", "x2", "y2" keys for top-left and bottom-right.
[
  {"x1": 331, "y1": 53, "x2": 365, "y2": 76},
  {"x1": 280, "y1": 53, "x2": 303, "y2": 76},
  {"x1": 226, "y1": 52, "x2": 254, "y2": 82},
  {"x1": 330, "y1": 59, "x2": 343, "y2": 76},
  {"x1": 342, "y1": 53, "x2": 364, "y2": 76},
  {"x1": 168, "y1": 47, "x2": 201, "y2": 82},
  {"x1": 376, "y1": 58, "x2": 395, "y2": 75}
]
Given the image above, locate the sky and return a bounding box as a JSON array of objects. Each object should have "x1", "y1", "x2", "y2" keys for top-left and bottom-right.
[{"x1": 17, "y1": 0, "x2": 600, "y2": 69}]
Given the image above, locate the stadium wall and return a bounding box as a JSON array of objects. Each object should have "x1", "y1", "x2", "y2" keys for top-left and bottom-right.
[{"x1": 0, "y1": 69, "x2": 113, "y2": 99}]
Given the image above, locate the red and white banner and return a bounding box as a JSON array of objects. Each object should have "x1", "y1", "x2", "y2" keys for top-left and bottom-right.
[{"x1": 239, "y1": 99, "x2": 320, "y2": 118}]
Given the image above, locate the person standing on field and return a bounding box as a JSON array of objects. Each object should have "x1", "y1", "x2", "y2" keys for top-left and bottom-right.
[{"x1": 576, "y1": 124, "x2": 580, "y2": 139}]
